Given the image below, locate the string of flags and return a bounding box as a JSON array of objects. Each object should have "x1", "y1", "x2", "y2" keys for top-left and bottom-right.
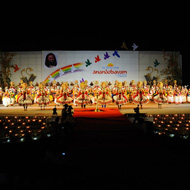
[
  {"x1": 121, "y1": 42, "x2": 139, "y2": 51},
  {"x1": 85, "y1": 50, "x2": 120, "y2": 67},
  {"x1": 85, "y1": 41, "x2": 139, "y2": 67}
]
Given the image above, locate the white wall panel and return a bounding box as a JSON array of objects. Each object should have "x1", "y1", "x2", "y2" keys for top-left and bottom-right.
[{"x1": 9, "y1": 50, "x2": 182, "y2": 86}]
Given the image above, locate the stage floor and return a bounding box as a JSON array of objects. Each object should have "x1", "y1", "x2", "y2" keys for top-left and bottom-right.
[{"x1": 0, "y1": 102, "x2": 190, "y2": 116}]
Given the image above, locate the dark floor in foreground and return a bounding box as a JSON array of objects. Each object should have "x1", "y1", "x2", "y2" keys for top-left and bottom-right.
[{"x1": 1, "y1": 116, "x2": 190, "y2": 189}]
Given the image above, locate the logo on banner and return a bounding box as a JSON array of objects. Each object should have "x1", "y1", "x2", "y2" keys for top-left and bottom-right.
[{"x1": 93, "y1": 63, "x2": 127, "y2": 77}]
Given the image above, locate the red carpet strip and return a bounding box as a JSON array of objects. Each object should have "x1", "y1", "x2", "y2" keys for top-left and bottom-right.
[{"x1": 73, "y1": 108, "x2": 124, "y2": 118}]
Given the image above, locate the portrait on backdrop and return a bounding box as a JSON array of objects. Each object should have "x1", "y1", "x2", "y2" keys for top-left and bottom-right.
[{"x1": 44, "y1": 52, "x2": 58, "y2": 68}]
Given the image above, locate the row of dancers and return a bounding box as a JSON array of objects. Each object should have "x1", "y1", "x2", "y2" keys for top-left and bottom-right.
[{"x1": 1, "y1": 79, "x2": 190, "y2": 109}]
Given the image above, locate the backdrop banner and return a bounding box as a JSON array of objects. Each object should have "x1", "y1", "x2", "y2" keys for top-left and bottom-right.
[
  {"x1": 9, "y1": 50, "x2": 182, "y2": 85},
  {"x1": 42, "y1": 51, "x2": 139, "y2": 84}
]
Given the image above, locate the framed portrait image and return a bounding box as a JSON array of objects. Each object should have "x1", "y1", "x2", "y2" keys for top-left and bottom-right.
[{"x1": 43, "y1": 52, "x2": 58, "y2": 68}]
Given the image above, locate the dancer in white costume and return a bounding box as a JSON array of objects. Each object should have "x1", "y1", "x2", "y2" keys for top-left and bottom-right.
[
  {"x1": 167, "y1": 85, "x2": 174, "y2": 103},
  {"x1": 55, "y1": 82, "x2": 73, "y2": 105},
  {"x1": 92, "y1": 81, "x2": 101, "y2": 104},
  {"x1": 2, "y1": 90, "x2": 11, "y2": 107},
  {"x1": 50, "y1": 80, "x2": 58, "y2": 101},
  {"x1": 16, "y1": 83, "x2": 33, "y2": 110},
  {"x1": 75, "y1": 81, "x2": 91, "y2": 108},
  {"x1": 113, "y1": 81, "x2": 128, "y2": 109},
  {"x1": 153, "y1": 82, "x2": 168, "y2": 108},
  {"x1": 181, "y1": 86, "x2": 187, "y2": 103},
  {"x1": 3, "y1": 82, "x2": 16, "y2": 106},
  {"x1": 187, "y1": 88, "x2": 190, "y2": 103},
  {"x1": 132, "y1": 81, "x2": 149, "y2": 109},
  {"x1": 97, "y1": 81, "x2": 112, "y2": 108},
  {"x1": 72, "y1": 84, "x2": 79, "y2": 106},
  {"x1": 35, "y1": 83, "x2": 50, "y2": 110},
  {"x1": 173, "y1": 87, "x2": 182, "y2": 104}
]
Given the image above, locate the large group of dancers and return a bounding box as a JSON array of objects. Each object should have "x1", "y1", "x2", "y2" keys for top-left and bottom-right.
[{"x1": 0, "y1": 79, "x2": 190, "y2": 110}]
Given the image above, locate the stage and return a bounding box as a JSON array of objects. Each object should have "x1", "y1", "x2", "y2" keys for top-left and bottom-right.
[{"x1": 1, "y1": 102, "x2": 190, "y2": 116}]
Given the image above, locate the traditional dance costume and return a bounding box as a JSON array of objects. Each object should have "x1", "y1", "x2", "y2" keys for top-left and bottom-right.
[
  {"x1": 113, "y1": 82, "x2": 128, "y2": 109},
  {"x1": 72, "y1": 85, "x2": 79, "y2": 106},
  {"x1": 36, "y1": 90, "x2": 50, "y2": 106},
  {"x1": 75, "y1": 90, "x2": 91, "y2": 107},
  {"x1": 75, "y1": 82, "x2": 91, "y2": 108},
  {"x1": 132, "y1": 89, "x2": 149, "y2": 105},
  {"x1": 167, "y1": 86, "x2": 174, "y2": 103},
  {"x1": 51, "y1": 80, "x2": 58, "y2": 101},
  {"x1": 173, "y1": 88, "x2": 182, "y2": 104},
  {"x1": 2, "y1": 91, "x2": 11, "y2": 107},
  {"x1": 153, "y1": 90, "x2": 168, "y2": 104},
  {"x1": 7, "y1": 82, "x2": 17, "y2": 106},
  {"x1": 187, "y1": 89, "x2": 190, "y2": 103},
  {"x1": 98, "y1": 89, "x2": 112, "y2": 108},
  {"x1": 181, "y1": 87, "x2": 187, "y2": 103},
  {"x1": 55, "y1": 83, "x2": 73, "y2": 105},
  {"x1": 16, "y1": 83, "x2": 33, "y2": 110}
]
